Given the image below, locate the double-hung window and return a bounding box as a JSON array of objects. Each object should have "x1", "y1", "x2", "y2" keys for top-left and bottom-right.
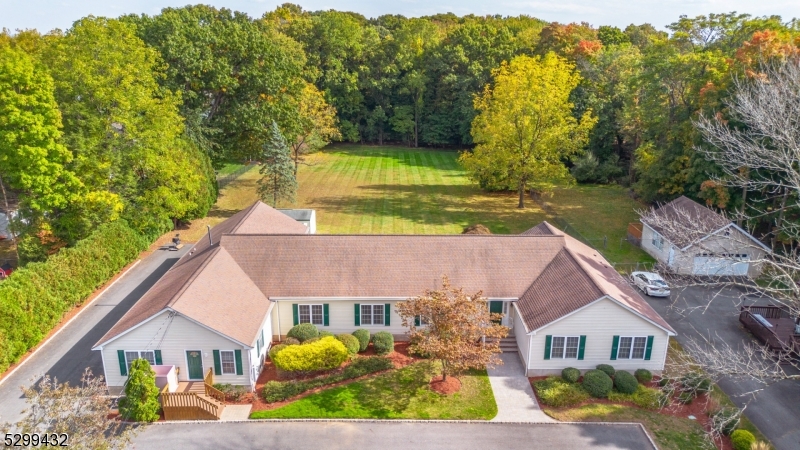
[
  {"x1": 219, "y1": 350, "x2": 237, "y2": 375},
  {"x1": 125, "y1": 350, "x2": 155, "y2": 373},
  {"x1": 360, "y1": 304, "x2": 384, "y2": 326},
  {"x1": 298, "y1": 304, "x2": 324, "y2": 325},
  {"x1": 617, "y1": 336, "x2": 647, "y2": 359},
  {"x1": 652, "y1": 232, "x2": 663, "y2": 250},
  {"x1": 550, "y1": 336, "x2": 580, "y2": 359}
]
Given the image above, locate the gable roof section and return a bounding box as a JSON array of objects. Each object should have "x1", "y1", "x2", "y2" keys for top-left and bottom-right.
[
  {"x1": 642, "y1": 196, "x2": 729, "y2": 248},
  {"x1": 521, "y1": 222, "x2": 561, "y2": 236}
]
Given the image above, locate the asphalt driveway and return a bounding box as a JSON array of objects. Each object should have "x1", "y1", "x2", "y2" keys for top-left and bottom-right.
[
  {"x1": 0, "y1": 246, "x2": 189, "y2": 424},
  {"x1": 133, "y1": 422, "x2": 656, "y2": 450},
  {"x1": 644, "y1": 285, "x2": 800, "y2": 450}
]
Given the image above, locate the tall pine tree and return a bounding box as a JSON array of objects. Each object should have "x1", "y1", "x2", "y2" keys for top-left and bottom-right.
[{"x1": 257, "y1": 122, "x2": 298, "y2": 207}]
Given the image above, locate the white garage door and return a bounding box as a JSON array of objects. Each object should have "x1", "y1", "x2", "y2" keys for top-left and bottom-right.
[{"x1": 693, "y1": 254, "x2": 749, "y2": 276}]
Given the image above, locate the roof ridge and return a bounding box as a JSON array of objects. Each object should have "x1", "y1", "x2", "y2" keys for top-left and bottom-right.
[{"x1": 228, "y1": 201, "x2": 262, "y2": 234}]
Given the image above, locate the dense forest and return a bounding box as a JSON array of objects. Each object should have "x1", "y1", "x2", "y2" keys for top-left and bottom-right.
[{"x1": 2, "y1": 5, "x2": 800, "y2": 261}]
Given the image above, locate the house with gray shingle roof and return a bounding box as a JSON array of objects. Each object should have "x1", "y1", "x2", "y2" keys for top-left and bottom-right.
[{"x1": 93, "y1": 201, "x2": 676, "y2": 395}]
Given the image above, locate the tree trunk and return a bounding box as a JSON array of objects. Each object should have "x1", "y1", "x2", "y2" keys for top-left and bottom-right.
[
  {"x1": 0, "y1": 173, "x2": 9, "y2": 214},
  {"x1": 441, "y1": 360, "x2": 447, "y2": 381},
  {"x1": 414, "y1": 114, "x2": 419, "y2": 148},
  {"x1": 517, "y1": 182, "x2": 525, "y2": 209},
  {"x1": 773, "y1": 186, "x2": 789, "y2": 249},
  {"x1": 738, "y1": 185, "x2": 748, "y2": 227}
]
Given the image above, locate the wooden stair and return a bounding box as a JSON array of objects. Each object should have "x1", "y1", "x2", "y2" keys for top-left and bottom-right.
[{"x1": 162, "y1": 381, "x2": 225, "y2": 420}]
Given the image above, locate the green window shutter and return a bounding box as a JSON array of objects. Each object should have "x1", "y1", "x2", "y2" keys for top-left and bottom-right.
[
  {"x1": 323, "y1": 304, "x2": 330, "y2": 326},
  {"x1": 154, "y1": 350, "x2": 163, "y2": 365},
  {"x1": 610, "y1": 335, "x2": 620, "y2": 360},
  {"x1": 117, "y1": 350, "x2": 127, "y2": 376},
  {"x1": 577, "y1": 336, "x2": 586, "y2": 360},
  {"x1": 354, "y1": 303, "x2": 360, "y2": 326},
  {"x1": 414, "y1": 316, "x2": 420, "y2": 327},
  {"x1": 292, "y1": 304, "x2": 299, "y2": 326},
  {"x1": 644, "y1": 336, "x2": 654, "y2": 360},
  {"x1": 234, "y1": 350, "x2": 243, "y2": 375},
  {"x1": 544, "y1": 335, "x2": 552, "y2": 360},
  {"x1": 257, "y1": 339, "x2": 260, "y2": 355},
  {"x1": 213, "y1": 350, "x2": 222, "y2": 376},
  {"x1": 385, "y1": 303, "x2": 391, "y2": 326}
]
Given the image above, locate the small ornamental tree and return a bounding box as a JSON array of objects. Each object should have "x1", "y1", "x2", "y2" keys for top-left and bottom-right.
[
  {"x1": 119, "y1": 358, "x2": 160, "y2": 422},
  {"x1": 257, "y1": 121, "x2": 298, "y2": 207},
  {"x1": 396, "y1": 275, "x2": 508, "y2": 381}
]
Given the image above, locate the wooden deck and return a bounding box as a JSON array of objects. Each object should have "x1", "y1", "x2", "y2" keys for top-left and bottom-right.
[
  {"x1": 161, "y1": 369, "x2": 226, "y2": 420},
  {"x1": 739, "y1": 305, "x2": 800, "y2": 353}
]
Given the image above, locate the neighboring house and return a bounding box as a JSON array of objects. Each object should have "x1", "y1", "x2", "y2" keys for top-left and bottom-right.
[
  {"x1": 94, "y1": 201, "x2": 676, "y2": 393},
  {"x1": 640, "y1": 196, "x2": 770, "y2": 277},
  {"x1": 278, "y1": 209, "x2": 316, "y2": 234}
]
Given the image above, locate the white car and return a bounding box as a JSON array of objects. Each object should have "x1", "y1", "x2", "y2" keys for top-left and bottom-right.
[{"x1": 631, "y1": 271, "x2": 671, "y2": 297}]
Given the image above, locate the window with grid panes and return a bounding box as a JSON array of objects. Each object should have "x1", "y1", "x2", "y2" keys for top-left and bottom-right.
[
  {"x1": 617, "y1": 336, "x2": 647, "y2": 359},
  {"x1": 125, "y1": 351, "x2": 155, "y2": 373},
  {"x1": 220, "y1": 350, "x2": 236, "y2": 374},
  {"x1": 550, "y1": 336, "x2": 580, "y2": 359},
  {"x1": 298, "y1": 304, "x2": 323, "y2": 325},
  {"x1": 360, "y1": 304, "x2": 384, "y2": 325}
]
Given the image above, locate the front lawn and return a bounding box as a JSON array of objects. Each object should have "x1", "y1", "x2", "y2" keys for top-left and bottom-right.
[{"x1": 250, "y1": 361, "x2": 497, "y2": 420}]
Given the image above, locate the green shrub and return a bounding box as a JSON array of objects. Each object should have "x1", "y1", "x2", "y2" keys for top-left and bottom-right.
[
  {"x1": 319, "y1": 331, "x2": 334, "y2": 338},
  {"x1": 710, "y1": 408, "x2": 740, "y2": 436},
  {"x1": 561, "y1": 367, "x2": 581, "y2": 383},
  {"x1": 680, "y1": 372, "x2": 712, "y2": 396},
  {"x1": 352, "y1": 329, "x2": 370, "y2": 352},
  {"x1": 533, "y1": 376, "x2": 590, "y2": 407},
  {"x1": 634, "y1": 369, "x2": 652, "y2": 384},
  {"x1": 595, "y1": 364, "x2": 615, "y2": 377},
  {"x1": 268, "y1": 344, "x2": 287, "y2": 360},
  {"x1": 0, "y1": 220, "x2": 149, "y2": 373},
  {"x1": 582, "y1": 370, "x2": 613, "y2": 398},
  {"x1": 272, "y1": 336, "x2": 348, "y2": 373},
  {"x1": 213, "y1": 383, "x2": 247, "y2": 402},
  {"x1": 614, "y1": 371, "x2": 639, "y2": 394},
  {"x1": 284, "y1": 337, "x2": 300, "y2": 345},
  {"x1": 336, "y1": 334, "x2": 360, "y2": 355},
  {"x1": 372, "y1": 331, "x2": 394, "y2": 355},
  {"x1": 303, "y1": 337, "x2": 320, "y2": 345},
  {"x1": 607, "y1": 385, "x2": 661, "y2": 410},
  {"x1": 286, "y1": 323, "x2": 319, "y2": 342},
  {"x1": 678, "y1": 392, "x2": 694, "y2": 404},
  {"x1": 262, "y1": 356, "x2": 393, "y2": 402},
  {"x1": 658, "y1": 376, "x2": 674, "y2": 387},
  {"x1": 731, "y1": 430, "x2": 756, "y2": 450},
  {"x1": 118, "y1": 359, "x2": 160, "y2": 422}
]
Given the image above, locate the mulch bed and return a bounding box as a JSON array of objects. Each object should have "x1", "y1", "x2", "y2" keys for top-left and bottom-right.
[
  {"x1": 429, "y1": 375, "x2": 461, "y2": 395},
  {"x1": 529, "y1": 376, "x2": 733, "y2": 450},
  {"x1": 247, "y1": 342, "x2": 418, "y2": 413}
]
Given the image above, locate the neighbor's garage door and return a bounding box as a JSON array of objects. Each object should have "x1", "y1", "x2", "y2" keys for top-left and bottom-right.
[{"x1": 692, "y1": 254, "x2": 749, "y2": 276}]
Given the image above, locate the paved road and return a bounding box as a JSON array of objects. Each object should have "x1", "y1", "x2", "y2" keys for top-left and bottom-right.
[
  {"x1": 132, "y1": 422, "x2": 656, "y2": 449},
  {"x1": 0, "y1": 247, "x2": 189, "y2": 424},
  {"x1": 645, "y1": 285, "x2": 800, "y2": 450}
]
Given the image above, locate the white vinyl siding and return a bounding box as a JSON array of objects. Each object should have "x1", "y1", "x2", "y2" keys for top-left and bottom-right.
[
  {"x1": 272, "y1": 300, "x2": 407, "y2": 339},
  {"x1": 527, "y1": 297, "x2": 670, "y2": 376},
  {"x1": 99, "y1": 311, "x2": 252, "y2": 391},
  {"x1": 512, "y1": 304, "x2": 530, "y2": 368}
]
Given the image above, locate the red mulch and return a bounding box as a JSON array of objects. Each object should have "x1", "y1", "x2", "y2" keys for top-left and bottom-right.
[
  {"x1": 248, "y1": 342, "x2": 418, "y2": 413},
  {"x1": 529, "y1": 376, "x2": 733, "y2": 450},
  {"x1": 429, "y1": 375, "x2": 461, "y2": 395}
]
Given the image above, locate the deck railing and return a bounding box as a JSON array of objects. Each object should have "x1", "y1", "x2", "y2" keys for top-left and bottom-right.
[
  {"x1": 161, "y1": 391, "x2": 223, "y2": 420},
  {"x1": 739, "y1": 305, "x2": 799, "y2": 353},
  {"x1": 203, "y1": 368, "x2": 226, "y2": 402}
]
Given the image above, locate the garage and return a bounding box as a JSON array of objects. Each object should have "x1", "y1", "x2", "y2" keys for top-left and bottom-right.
[{"x1": 692, "y1": 253, "x2": 749, "y2": 276}]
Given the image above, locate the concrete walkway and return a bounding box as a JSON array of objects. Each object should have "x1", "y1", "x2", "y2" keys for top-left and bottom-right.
[
  {"x1": 487, "y1": 353, "x2": 553, "y2": 422},
  {"x1": 220, "y1": 405, "x2": 252, "y2": 421}
]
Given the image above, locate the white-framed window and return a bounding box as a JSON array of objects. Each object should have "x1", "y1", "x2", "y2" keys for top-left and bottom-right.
[
  {"x1": 298, "y1": 304, "x2": 324, "y2": 325},
  {"x1": 125, "y1": 350, "x2": 155, "y2": 373},
  {"x1": 652, "y1": 232, "x2": 663, "y2": 250},
  {"x1": 617, "y1": 336, "x2": 647, "y2": 359},
  {"x1": 219, "y1": 350, "x2": 236, "y2": 375},
  {"x1": 551, "y1": 336, "x2": 580, "y2": 359},
  {"x1": 360, "y1": 304, "x2": 385, "y2": 326}
]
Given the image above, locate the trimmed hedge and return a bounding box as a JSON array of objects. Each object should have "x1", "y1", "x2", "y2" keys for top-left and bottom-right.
[
  {"x1": 533, "y1": 376, "x2": 590, "y2": 407},
  {"x1": 561, "y1": 367, "x2": 581, "y2": 383},
  {"x1": 583, "y1": 370, "x2": 613, "y2": 398},
  {"x1": 336, "y1": 334, "x2": 360, "y2": 355},
  {"x1": 319, "y1": 331, "x2": 335, "y2": 338},
  {"x1": 614, "y1": 371, "x2": 639, "y2": 395},
  {"x1": 0, "y1": 220, "x2": 149, "y2": 373},
  {"x1": 352, "y1": 329, "x2": 370, "y2": 352},
  {"x1": 262, "y1": 356, "x2": 394, "y2": 402},
  {"x1": 731, "y1": 430, "x2": 755, "y2": 450},
  {"x1": 271, "y1": 336, "x2": 348, "y2": 373},
  {"x1": 286, "y1": 323, "x2": 319, "y2": 342},
  {"x1": 284, "y1": 337, "x2": 300, "y2": 345},
  {"x1": 595, "y1": 364, "x2": 615, "y2": 378},
  {"x1": 269, "y1": 344, "x2": 287, "y2": 360},
  {"x1": 634, "y1": 368, "x2": 652, "y2": 384},
  {"x1": 372, "y1": 331, "x2": 394, "y2": 355}
]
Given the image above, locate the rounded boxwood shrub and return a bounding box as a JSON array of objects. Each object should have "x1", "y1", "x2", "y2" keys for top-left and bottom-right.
[
  {"x1": 595, "y1": 364, "x2": 615, "y2": 378},
  {"x1": 730, "y1": 430, "x2": 756, "y2": 450},
  {"x1": 286, "y1": 323, "x2": 319, "y2": 342},
  {"x1": 268, "y1": 343, "x2": 287, "y2": 360},
  {"x1": 634, "y1": 368, "x2": 653, "y2": 384},
  {"x1": 372, "y1": 331, "x2": 394, "y2": 355},
  {"x1": 272, "y1": 336, "x2": 348, "y2": 373},
  {"x1": 561, "y1": 367, "x2": 581, "y2": 383},
  {"x1": 319, "y1": 331, "x2": 335, "y2": 338},
  {"x1": 284, "y1": 337, "x2": 300, "y2": 345},
  {"x1": 582, "y1": 369, "x2": 613, "y2": 398},
  {"x1": 614, "y1": 370, "x2": 639, "y2": 394},
  {"x1": 352, "y1": 329, "x2": 370, "y2": 352},
  {"x1": 336, "y1": 334, "x2": 360, "y2": 355}
]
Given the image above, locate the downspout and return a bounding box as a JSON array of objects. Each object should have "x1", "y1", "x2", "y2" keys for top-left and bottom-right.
[{"x1": 276, "y1": 301, "x2": 282, "y2": 342}]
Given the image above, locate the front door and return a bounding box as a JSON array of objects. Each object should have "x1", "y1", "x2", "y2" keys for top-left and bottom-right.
[
  {"x1": 186, "y1": 350, "x2": 204, "y2": 380},
  {"x1": 489, "y1": 301, "x2": 504, "y2": 324}
]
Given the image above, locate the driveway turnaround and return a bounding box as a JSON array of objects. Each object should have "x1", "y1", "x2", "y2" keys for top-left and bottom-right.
[
  {"x1": 0, "y1": 246, "x2": 190, "y2": 424},
  {"x1": 133, "y1": 421, "x2": 656, "y2": 449},
  {"x1": 645, "y1": 285, "x2": 800, "y2": 450},
  {"x1": 487, "y1": 353, "x2": 553, "y2": 422}
]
